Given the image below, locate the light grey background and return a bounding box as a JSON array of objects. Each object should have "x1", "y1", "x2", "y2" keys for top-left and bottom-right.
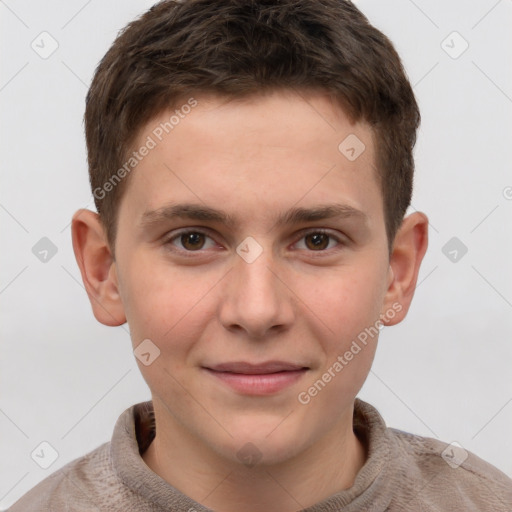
[{"x1": 1, "y1": 0, "x2": 511, "y2": 508}]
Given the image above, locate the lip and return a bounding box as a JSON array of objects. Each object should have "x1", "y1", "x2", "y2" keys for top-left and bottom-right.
[
  {"x1": 203, "y1": 361, "x2": 309, "y2": 395},
  {"x1": 208, "y1": 361, "x2": 307, "y2": 374}
]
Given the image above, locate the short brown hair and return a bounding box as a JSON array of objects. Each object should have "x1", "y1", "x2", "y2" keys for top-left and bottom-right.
[{"x1": 85, "y1": 0, "x2": 420, "y2": 255}]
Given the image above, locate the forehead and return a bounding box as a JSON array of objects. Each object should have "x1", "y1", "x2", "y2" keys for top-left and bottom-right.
[{"x1": 118, "y1": 90, "x2": 382, "y2": 231}]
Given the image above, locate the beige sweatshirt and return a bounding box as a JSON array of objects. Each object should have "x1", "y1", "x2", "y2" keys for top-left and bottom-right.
[{"x1": 9, "y1": 399, "x2": 512, "y2": 511}]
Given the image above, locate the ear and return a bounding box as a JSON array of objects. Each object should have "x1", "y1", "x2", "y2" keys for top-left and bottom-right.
[
  {"x1": 381, "y1": 212, "x2": 429, "y2": 326},
  {"x1": 71, "y1": 209, "x2": 126, "y2": 326}
]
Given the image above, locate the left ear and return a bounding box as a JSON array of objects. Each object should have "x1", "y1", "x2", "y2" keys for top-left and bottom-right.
[{"x1": 381, "y1": 212, "x2": 429, "y2": 326}]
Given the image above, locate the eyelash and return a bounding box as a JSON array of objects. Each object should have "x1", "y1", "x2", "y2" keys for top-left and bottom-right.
[{"x1": 162, "y1": 228, "x2": 346, "y2": 257}]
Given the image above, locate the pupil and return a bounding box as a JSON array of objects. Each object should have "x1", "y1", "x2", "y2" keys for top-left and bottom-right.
[
  {"x1": 182, "y1": 233, "x2": 204, "y2": 250},
  {"x1": 307, "y1": 233, "x2": 328, "y2": 250}
]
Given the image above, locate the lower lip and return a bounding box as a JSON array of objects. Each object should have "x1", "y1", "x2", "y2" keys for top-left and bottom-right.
[{"x1": 204, "y1": 368, "x2": 307, "y2": 395}]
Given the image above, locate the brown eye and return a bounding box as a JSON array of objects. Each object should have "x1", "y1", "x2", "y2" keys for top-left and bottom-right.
[
  {"x1": 165, "y1": 229, "x2": 217, "y2": 254},
  {"x1": 304, "y1": 233, "x2": 330, "y2": 250},
  {"x1": 180, "y1": 232, "x2": 206, "y2": 250}
]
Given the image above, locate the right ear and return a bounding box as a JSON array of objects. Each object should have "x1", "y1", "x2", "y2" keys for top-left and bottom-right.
[{"x1": 71, "y1": 209, "x2": 126, "y2": 326}]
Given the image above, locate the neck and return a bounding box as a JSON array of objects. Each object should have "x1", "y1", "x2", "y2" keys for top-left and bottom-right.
[{"x1": 142, "y1": 401, "x2": 367, "y2": 512}]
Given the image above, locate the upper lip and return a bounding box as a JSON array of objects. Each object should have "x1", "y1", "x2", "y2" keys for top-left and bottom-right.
[{"x1": 205, "y1": 361, "x2": 308, "y2": 374}]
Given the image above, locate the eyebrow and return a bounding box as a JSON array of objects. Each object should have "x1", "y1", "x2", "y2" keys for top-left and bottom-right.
[{"x1": 140, "y1": 202, "x2": 368, "y2": 231}]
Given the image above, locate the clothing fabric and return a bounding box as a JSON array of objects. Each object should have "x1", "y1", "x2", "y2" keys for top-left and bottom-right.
[{"x1": 9, "y1": 399, "x2": 512, "y2": 511}]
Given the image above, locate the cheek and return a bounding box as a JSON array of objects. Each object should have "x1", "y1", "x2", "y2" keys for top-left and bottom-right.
[
  {"x1": 294, "y1": 264, "x2": 386, "y2": 342},
  {"x1": 295, "y1": 272, "x2": 384, "y2": 413},
  {"x1": 294, "y1": 262, "x2": 387, "y2": 394},
  {"x1": 120, "y1": 257, "x2": 217, "y2": 401},
  {"x1": 120, "y1": 254, "x2": 216, "y2": 351}
]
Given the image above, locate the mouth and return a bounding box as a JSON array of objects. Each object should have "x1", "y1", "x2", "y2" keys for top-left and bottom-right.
[{"x1": 202, "y1": 361, "x2": 309, "y2": 395}]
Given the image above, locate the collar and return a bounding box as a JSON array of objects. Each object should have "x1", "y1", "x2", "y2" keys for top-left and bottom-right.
[{"x1": 111, "y1": 398, "x2": 399, "y2": 511}]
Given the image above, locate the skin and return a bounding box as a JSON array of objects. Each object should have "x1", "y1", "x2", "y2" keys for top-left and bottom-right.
[{"x1": 72, "y1": 89, "x2": 428, "y2": 511}]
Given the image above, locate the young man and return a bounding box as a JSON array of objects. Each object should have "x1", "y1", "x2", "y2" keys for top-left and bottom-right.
[{"x1": 10, "y1": 0, "x2": 512, "y2": 510}]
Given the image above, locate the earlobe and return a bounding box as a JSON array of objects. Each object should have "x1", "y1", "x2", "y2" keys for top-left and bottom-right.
[
  {"x1": 381, "y1": 212, "x2": 429, "y2": 326},
  {"x1": 71, "y1": 209, "x2": 127, "y2": 326}
]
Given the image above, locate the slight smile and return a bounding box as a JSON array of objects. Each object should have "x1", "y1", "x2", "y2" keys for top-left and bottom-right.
[{"x1": 202, "y1": 361, "x2": 309, "y2": 395}]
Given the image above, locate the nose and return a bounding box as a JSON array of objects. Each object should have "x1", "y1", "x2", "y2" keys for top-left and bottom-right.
[{"x1": 218, "y1": 246, "x2": 295, "y2": 339}]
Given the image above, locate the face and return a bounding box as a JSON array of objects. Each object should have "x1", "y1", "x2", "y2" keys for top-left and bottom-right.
[{"x1": 112, "y1": 90, "x2": 396, "y2": 465}]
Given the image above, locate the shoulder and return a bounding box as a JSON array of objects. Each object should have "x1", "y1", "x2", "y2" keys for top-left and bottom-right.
[
  {"x1": 389, "y1": 427, "x2": 512, "y2": 511},
  {"x1": 8, "y1": 401, "x2": 162, "y2": 512},
  {"x1": 8, "y1": 441, "x2": 118, "y2": 511}
]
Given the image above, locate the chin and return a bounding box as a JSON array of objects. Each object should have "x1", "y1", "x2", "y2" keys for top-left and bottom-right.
[{"x1": 213, "y1": 416, "x2": 311, "y2": 467}]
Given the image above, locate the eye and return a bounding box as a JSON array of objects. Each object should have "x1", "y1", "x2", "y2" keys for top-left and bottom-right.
[
  {"x1": 294, "y1": 230, "x2": 342, "y2": 251},
  {"x1": 166, "y1": 230, "x2": 217, "y2": 251},
  {"x1": 163, "y1": 228, "x2": 344, "y2": 255}
]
